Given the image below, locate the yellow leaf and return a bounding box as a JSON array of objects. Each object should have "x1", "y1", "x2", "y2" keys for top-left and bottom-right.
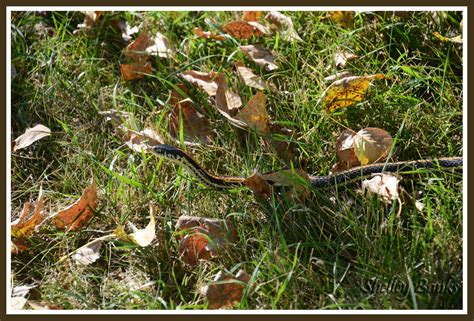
[
  {"x1": 353, "y1": 127, "x2": 393, "y2": 165},
  {"x1": 323, "y1": 74, "x2": 387, "y2": 113},
  {"x1": 128, "y1": 203, "x2": 156, "y2": 247},
  {"x1": 11, "y1": 187, "x2": 44, "y2": 238}
]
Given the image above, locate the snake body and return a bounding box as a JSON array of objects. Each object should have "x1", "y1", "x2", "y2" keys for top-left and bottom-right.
[{"x1": 152, "y1": 145, "x2": 462, "y2": 189}]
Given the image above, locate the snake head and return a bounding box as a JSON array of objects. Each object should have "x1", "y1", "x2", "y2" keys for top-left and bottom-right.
[{"x1": 152, "y1": 144, "x2": 186, "y2": 160}]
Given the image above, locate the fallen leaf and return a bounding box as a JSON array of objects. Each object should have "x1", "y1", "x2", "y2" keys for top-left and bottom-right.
[
  {"x1": 433, "y1": 32, "x2": 463, "y2": 44},
  {"x1": 12, "y1": 284, "x2": 36, "y2": 298},
  {"x1": 331, "y1": 129, "x2": 361, "y2": 173},
  {"x1": 260, "y1": 169, "x2": 310, "y2": 201},
  {"x1": 334, "y1": 51, "x2": 358, "y2": 68},
  {"x1": 223, "y1": 21, "x2": 263, "y2": 39},
  {"x1": 235, "y1": 91, "x2": 270, "y2": 135},
  {"x1": 73, "y1": 238, "x2": 102, "y2": 265},
  {"x1": 11, "y1": 239, "x2": 29, "y2": 255},
  {"x1": 128, "y1": 203, "x2": 156, "y2": 247},
  {"x1": 123, "y1": 128, "x2": 166, "y2": 153},
  {"x1": 353, "y1": 127, "x2": 393, "y2": 165},
  {"x1": 215, "y1": 73, "x2": 246, "y2": 127},
  {"x1": 11, "y1": 187, "x2": 44, "y2": 238},
  {"x1": 246, "y1": 21, "x2": 271, "y2": 36},
  {"x1": 192, "y1": 27, "x2": 226, "y2": 41},
  {"x1": 201, "y1": 269, "x2": 250, "y2": 309},
  {"x1": 10, "y1": 297, "x2": 28, "y2": 310},
  {"x1": 240, "y1": 45, "x2": 278, "y2": 71},
  {"x1": 235, "y1": 61, "x2": 276, "y2": 91},
  {"x1": 73, "y1": 11, "x2": 102, "y2": 35},
  {"x1": 13, "y1": 124, "x2": 51, "y2": 152},
  {"x1": 53, "y1": 179, "x2": 98, "y2": 230},
  {"x1": 328, "y1": 11, "x2": 355, "y2": 28},
  {"x1": 176, "y1": 216, "x2": 237, "y2": 266},
  {"x1": 146, "y1": 31, "x2": 176, "y2": 59},
  {"x1": 179, "y1": 70, "x2": 218, "y2": 96},
  {"x1": 265, "y1": 11, "x2": 303, "y2": 42},
  {"x1": 120, "y1": 62, "x2": 153, "y2": 81},
  {"x1": 243, "y1": 171, "x2": 272, "y2": 198},
  {"x1": 268, "y1": 124, "x2": 296, "y2": 163},
  {"x1": 362, "y1": 173, "x2": 400, "y2": 203},
  {"x1": 322, "y1": 74, "x2": 387, "y2": 113},
  {"x1": 114, "y1": 20, "x2": 140, "y2": 42},
  {"x1": 168, "y1": 84, "x2": 215, "y2": 145},
  {"x1": 242, "y1": 11, "x2": 262, "y2": 22}
]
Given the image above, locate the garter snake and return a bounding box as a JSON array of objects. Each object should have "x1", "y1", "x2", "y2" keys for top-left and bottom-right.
[{"x1": 152, "y1": 144, "x2": 463, "y2": 189}]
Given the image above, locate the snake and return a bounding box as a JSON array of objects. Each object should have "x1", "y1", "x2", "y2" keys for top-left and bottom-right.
[{"x1": 152, "y1": 144, "x2": 463, "y2": 189}]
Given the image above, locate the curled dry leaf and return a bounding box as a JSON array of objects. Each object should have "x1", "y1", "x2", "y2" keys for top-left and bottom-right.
[
  {"x1": 176, "y1": 216, "x2": 237, "y2": 266},
  {"x1": 73, "y1": 238, "x2": 102, "y2": 265},
  {"x1": 11, "y1": 187, "x2": 45, "y2": 238},
  {"x1": 328, "y1": 11, "x2": 355, "y2": 28},
  {"x1": 362, "y1": 173, "x2": 400, "y2": 204},
  {"x1": 243, "y1": 171, "x2": 272, "y2": 198},
  {"x1": 53, "y1": 179, "x2": 98, "y2": 230},
  {"x1": 193, "y1": 27, "x2": 226, "y2": 41},
  {"x1": 331, "y1": 129, "x2": 360, "y2": 173},
  {"x1": 353, "y1": 127, "x2": 393, "y2": 165},
  {"x1": 215, "y1": 74, "x2": 245, "y2": 126},
  {"x1": 222, "y1": 21, "x2": 264, "y2": 39},
  {"x1": 179, "y1": 70, "x2": 218, "y2": 96},
  {"x1": 120, "y1": 32, "x2": 153, "y2": 80},
  {"x1": 168, "y1": 84, "x2": 215, "y2": 145},
  {"x1": 235, "y1": 61, "x2": 276, "y2": 91},
  {"x1": 146, "y1": 31, "x2": 176, "y2": 59},
  {"x1": 123, "y1": 128, "x2": 166, "y2": 153},
  {"x1": 13, "y1": 124, "x2": 51, "y2": 152},
  {"x1": 128, "y1": 203, "x2": 157, "y2": 247},
  {"x1": 11, "y1": 239, "x2": 29, "y2": 255},
  {"x1": 201, "y1": 269, "x2": 250, "y2": 309},
  {"x1": 265, "y1": 11, "x2": 303, "y2": 42},
  {"x1": 235, "y1": 91, "x2": 270, "y2": 135},
  {"x1": 322, "y1": 74, "x2": 387, "y2": 113},
  {"x1": 242, "y1": 11, "x2": 262, "y2": 22},
  {"x1": 120, "y1": 62, "x2": 152, "y2": 81},
  {"x1": 334, "y1": 52, "x2": 359, "y2": 68},
  {"x1": 240, "y1": 45, "x2": 278, "y2": 71}
]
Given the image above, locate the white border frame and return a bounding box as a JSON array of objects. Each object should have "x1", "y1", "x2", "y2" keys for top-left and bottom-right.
[{"x1": 6, "y1": 6, "x2": 468, "y2": 315}]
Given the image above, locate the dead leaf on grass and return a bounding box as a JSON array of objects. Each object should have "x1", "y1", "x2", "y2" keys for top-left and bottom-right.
[
  {"x1": 120, "y1": 32, "x2": 153, "y2": 80},
  {"x1": 353, "y1": 127, "x2": 393, "y2": 165},
  {"x1": 235, "y1": 91, "x2": 270, "y2": 135},
  {"x1": 215, "y1": 74, "x2": 245, "y2": 126},
  {"x1": 53, "y1": 179, "x2": 98, "y2": 230},
  {"x1": 176, "y1": 216, "x2": 237, "y2": 266},
  {"x1": 114, "y1": 20, "x2": 140, "y2": 42},
  {"x1": 201, "y1": 269, "x2": 250, "y2": 309},
  {"x1": 128, "y1": 203, "x2": 157, "y2": 247},
  {"x1": 73, "y1": 11, "x2": 102, "y2": 35},
  {"x1": 120, "y1": 62, "x2": 153, "y2": 81},
  {"x1": 13, "y1": 124, "x2": 51, "y2": 152},
  {"x1": 10, "y1": 297, "x2": 28, "y2": 310},
  {"x1": 334, "y1": 51, "x2": 358, "y2": 68},
  {"x1": 235, "y1": 61, "x2": 276, "y2": 91},
  {"x1": 322, "y1": 74, "x2": 388, "y2": 113},
  {"x1": 222, "y1": 21, "x2": 264, "y2": 39},
  {"x1": 328, "y1": 11, "x2": 355, "y2": 28},
  {"x1": 243, "y1": 171, "x2": 272, "y2": 198},
  {"x1": 73, "y1": 238, "x2": 103, "y2": 265},
  {"x1": 146, "y1": 31, "x2": 176, "y2": 59},
  {"x1": 123, "y1": 128, "x2": 166, "y2": 153},
  {"x1": 242, "y1": 11, "x2": 262, "y2": 22},
  {"x1": 240, "y1": 45, "x2": 278, "y2": 71},
  {"x1": 331, "y1": 129, "x2": 360, "y2": 173},
  {"x1": 11, "y1": 187, "x2": 45, "y2": 238},
  {"x1": 179, "y1": 70, "x2": 219, "y2": 96},
  {"x1": 193, "y1": 27, "x2": 226, "y2": 41},
  {"x1": 362, "y1": 173, "x2": 400, "y2": 204},
  {"x1": 27, "y1": 301, "x2": 62, "y2": 310},
  {"x1": 265, "y1": 11, "x2": 303, "y2": 42}
]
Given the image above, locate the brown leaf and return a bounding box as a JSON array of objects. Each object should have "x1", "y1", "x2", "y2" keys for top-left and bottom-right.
[
  {"x1": 223, "y1": 21, "x2": 263, "y2": 39},
  {"x1": 243, "y1": 171, "x2": 272, "y2": 198},
  {"x1": 176, "y1": 216, "x2": 237, "y2": 266},
  {"x1": 13, "y1": 124, "x2": 51, "y2": 152},
  {"x1": 53, "y1": 179, "x2": 98, "y2": 230},
  {"x1": 235, "y1": 91, "x2": 270, "y2": 135},
  {"x1": 263, "y1": 169, "x2": 310, "y2": 201},
  {"x1": 334, "y1": 52, "x2": 358, "y2": 68},
  {"x1": 242, "y1": 11, "x2": 262, "y2": 22},
  {"x1": 11, "y1": 187, "x2": 45, "y2": 238},
  {"x1": 265, "y1": 11, "x2": 303, "y2": 42},
  {"x1": 215, "y1": 74, "x2": 246, "y2": 127},
  {"x1": 123, "y1": 128, "x2": 166, "y2": 153},
  {"x1": 201, "y1": 269, "x2": 250, "y2": 309},
  {"x1": 322, "y1": 74, "x2": 387, "y2": 113},
  {"x1": 268, "y1": 124, "x2": 296, "y2": 163},
  {"x1": 120, "y1": 61, "x2": 152, "y2": 81},
  {"x1": 146, "y1": 31, "x2": 176, "y2": 59},
  {"x1": 362, "y1": 173, "x2": 400, "y2": 203},
  {"x1": 192, "y1": 27, "x2": 226, "y2": 41},
  {"x1": 235, "y1": 61, "x2": 276, "y2": 91},
  {"x1": 333, "y1": 129, "x2": 360, "y2": 172},
  {"x1": 240, "y1": 45, "x2": 278, "y2": 71},
  {"x1": 353, "y1": 127, "x2": 393, "y2": 165},
  {"x1": 168, "y1": 85, "x2": 215, "y2": 146},
  {"x1": 11, "y1": 238, "x2": 29, "y2": 255},
  {"x1": 179, "y1": 70, "x2": 218, "y2": 96}
]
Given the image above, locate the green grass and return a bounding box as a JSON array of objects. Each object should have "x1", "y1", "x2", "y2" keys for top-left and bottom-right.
[{"x1": 10, "y1": 10, "x2": 463, "y2": 310}]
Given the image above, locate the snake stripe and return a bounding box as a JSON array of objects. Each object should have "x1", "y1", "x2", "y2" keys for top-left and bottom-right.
[{"x1": 152, "y1": 145, "x2": 462, "y2": 190}]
